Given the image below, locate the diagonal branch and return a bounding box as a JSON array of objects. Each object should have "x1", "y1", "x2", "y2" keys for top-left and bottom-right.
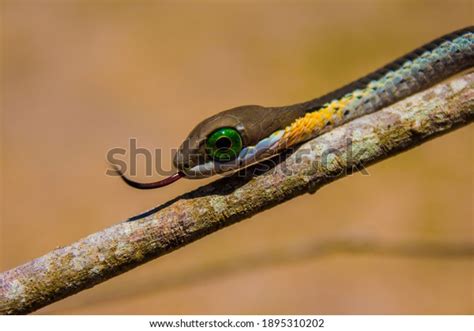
[
  {"x1": 51, "y1": 238, "x2": 474, "y2": 313},
  {"x1": 1, "y1": 72, "x2": 473, "y2": 315}
]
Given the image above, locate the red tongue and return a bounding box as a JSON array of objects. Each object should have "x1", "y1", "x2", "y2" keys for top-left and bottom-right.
[{"x1": 113, "y1": 166, "x2": 184, "y2": 189}]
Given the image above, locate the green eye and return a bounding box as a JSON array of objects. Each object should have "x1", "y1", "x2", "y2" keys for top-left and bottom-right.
[{"x1": 206, "y1": 127, "x2": 243, "y2": 162}]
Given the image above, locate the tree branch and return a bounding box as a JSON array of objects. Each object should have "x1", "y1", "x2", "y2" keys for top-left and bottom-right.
[
  {"x1": 51, "y1": 238, "x2": 474, "y2": 313},
  {"x1": 1, "y1": 72, "x2": 473, "y2": 315}
]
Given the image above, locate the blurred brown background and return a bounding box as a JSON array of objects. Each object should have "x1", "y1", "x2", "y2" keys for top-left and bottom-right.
[{"x1": 1, "y1": 0, "x2": 473, "y2": 314}]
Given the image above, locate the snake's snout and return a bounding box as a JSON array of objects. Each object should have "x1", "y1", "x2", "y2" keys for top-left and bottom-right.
[
  {"x1": 173, "y1": 145, "x2": 216, "y2": 179},
  {"x1": 173, "y1": 149, "x2": 200, "y2": 178},
  {"x1": 173, "y1": 137, "x2": 207, "y2": 175},
  {"x1": 173, "y1": 150, "x2": 190, "y2": 171}
]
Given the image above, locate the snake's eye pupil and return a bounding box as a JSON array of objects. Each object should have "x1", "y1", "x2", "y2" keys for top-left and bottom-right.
[
  {"x1": 216, "y1": 137, "x2": 232, "y2": 149},
  {"x1": 206, "y1": 128, "x2": 243, "y2": 162}
]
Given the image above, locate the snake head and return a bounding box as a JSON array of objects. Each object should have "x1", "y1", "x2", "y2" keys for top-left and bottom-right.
[{"x1": 173, "y1": 104, "x2": 287, "y2": 178}]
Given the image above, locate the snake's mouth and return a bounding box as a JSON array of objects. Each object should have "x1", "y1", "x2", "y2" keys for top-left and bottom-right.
[
  {"x1": 181, "y1": 160, "x2": 237, "y2": 179},
  {"x1": 180, "y1": 162, "x2": 217, "y2": 178}
]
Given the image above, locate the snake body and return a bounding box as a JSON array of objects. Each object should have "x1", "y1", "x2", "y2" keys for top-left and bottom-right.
[
  {"x1": 116, "y1": 27, "x2": 474, "y2": 188},
  {"x1": 277, "y1": 26, "x2": 474, "y2": 150},
  {"x1": 171, "y1": 26, "x2": 473, "y2": 179},
  {"x1": 174, "y1": 26, "x2": 474, "y2": 178}
]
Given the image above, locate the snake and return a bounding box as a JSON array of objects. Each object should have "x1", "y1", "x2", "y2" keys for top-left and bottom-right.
[{"x1": 116, "y1": 26, "x2": 474, "y2": 189}]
